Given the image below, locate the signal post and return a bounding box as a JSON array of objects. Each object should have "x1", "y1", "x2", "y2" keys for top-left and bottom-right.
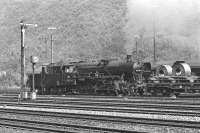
[{"x1": 20, "y1": 21, "x2": 37, "y2": 100}]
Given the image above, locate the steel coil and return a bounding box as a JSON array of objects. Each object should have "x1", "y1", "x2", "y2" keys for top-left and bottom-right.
[
  {"x1": 156, "y1": 65, "x2": 172, "y2": 76},
  {"x1": 172, "y1": 63, "x2": 191, "y2": 76}
]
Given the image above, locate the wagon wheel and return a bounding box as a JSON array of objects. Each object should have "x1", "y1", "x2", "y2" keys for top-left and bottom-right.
[
  {"x1": 127, "y1": 85, "x2": 135, "y2": 96},
  {"x1": 94, "y1": 81, "x2": 115, "y2": 96},
  {"x1": 150, "y1": 88, "x2": 158, "y2": 96},
  {"x1": 161, "y1": 87, "x2": 171, "y2": 97},
  {"x1": 93, "y1": 82, "x2": 104, "y2": 95},
  {"x1": 105, "y1": 84, "x2": 116, "y2": 96},
  {"x1": 92, "y1": 84, "x2": 98, "y2": 95},
  {"x1": 45, "y1": 88, "x2": 51, "y2": 95},
  {"x1": 138, "y1": 87, "x2": 144, "y2": 96}
]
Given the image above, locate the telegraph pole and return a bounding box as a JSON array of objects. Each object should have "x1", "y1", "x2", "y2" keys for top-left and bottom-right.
[
  {"x1": 153, "y1": 18, "x2": 156, "y2": 62},
  {"x1": 48, "y1": 27, "x2": 56, "y2": 64},
  {"x1": 152, "y1": 5, "x2": 158, "y2": 63},
  {"x1": 32, "y1": 63, "x2": 35, "y2": 92},
  {"x1": 39, "y1": 36, "x2": 48, "y2": 59},
  {"x1": 45, "y1": 37, "x2": 48, "y2": 59},
  {"x1": 134, "y1": 35, "x2": 139, "y2": 62},
  {"x1": 20, "y1": 21, "x2": 37, "y2": 100},
  {"x1": 136, "y1": 39, "x2": 138, "y2": 61},
  {"x1": 20, "y1": 21, "x2": 26, "y2": 99},
  {"x1": 50, "y1": 34, "x2": 53, "y2": 64}
]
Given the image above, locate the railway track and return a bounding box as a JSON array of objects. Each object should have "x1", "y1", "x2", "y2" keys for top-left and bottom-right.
[
  {"x1": 0, "y1": 101, "x2": 199, "y2": 124},
  {"x1": 1, "y1": 95, "x2": 200, "y2": 107},
  {"x1": 0, "y1": 107, "x2": 199, "y2": 129},
  {"x1": 1, "y1": 94, "x2": 200, "y2": 105},
  {"x1": 1, "y1": 98, "x2": 200, "y2": 115},
  {"x1": 1, "y1": 95, "x2": 200, "y2": 116},
  {"x1": 0, "y1": 95, "x2": 199, "y2": 132},
  {"x1": 2, "y1": 93, "x2": 200, "y2": 100},
  {"x1": 39, "y1": 94, "x2": 200, "y2": 100},
  {"x1": 33, "y1": 97, "x2": 200, "y2": 109},
  {"x1": 0, "y1": 117, "x2": 143, "y2": 133},
  {"x1": 1, "y1": 102, "x2": 200, "y2": 117}
]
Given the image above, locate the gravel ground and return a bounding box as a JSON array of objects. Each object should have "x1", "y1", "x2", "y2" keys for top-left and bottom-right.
[{"x1": 0, "y1": 113, "x2": 200, "y2": 133}]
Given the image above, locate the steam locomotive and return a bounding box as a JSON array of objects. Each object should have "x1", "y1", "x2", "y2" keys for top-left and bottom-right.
[{"x1": 26, "y1": 56, "x2": 200, "y2": 96}]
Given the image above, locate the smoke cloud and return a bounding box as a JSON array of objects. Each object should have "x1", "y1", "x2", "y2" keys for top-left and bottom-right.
[{"x1": 125, "y1": 0, "x2": 200, "y2": 60}]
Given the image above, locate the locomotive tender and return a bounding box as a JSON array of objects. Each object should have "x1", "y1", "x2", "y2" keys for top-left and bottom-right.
[{"x1": 26, "y1": 56, "x2": 200, "y2": 96}]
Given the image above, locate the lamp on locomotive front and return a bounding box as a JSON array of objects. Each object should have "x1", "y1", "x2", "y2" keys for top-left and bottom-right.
[{"x1": 30, "y1": 56, "x2": 39, "y2": 100}]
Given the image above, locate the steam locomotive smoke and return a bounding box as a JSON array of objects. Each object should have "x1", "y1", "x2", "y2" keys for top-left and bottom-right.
[{"x1": 125, "y1": 0, "x2": 200, "y2": 59}]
